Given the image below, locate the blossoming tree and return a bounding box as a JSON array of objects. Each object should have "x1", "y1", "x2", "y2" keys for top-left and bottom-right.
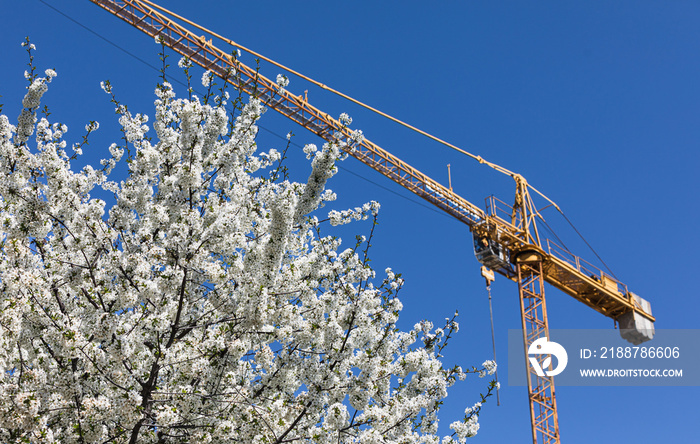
[{"x1": 0, "y1": 42, "x2": 495, "y2": 443}]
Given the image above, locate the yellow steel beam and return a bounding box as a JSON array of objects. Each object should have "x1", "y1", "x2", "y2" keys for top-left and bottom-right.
[
  {"x1": 86, "y1": 0, "x2": 652, "y2": 326},
  {"x1": 88, "y1": 0, "x2": 486, "y2": 229},
  {"x1": 516, "y1": 253, "x2": 560, "y2": 444}
]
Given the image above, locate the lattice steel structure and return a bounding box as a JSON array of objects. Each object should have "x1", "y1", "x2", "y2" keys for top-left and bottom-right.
[{"x1": 517, "y1": 252, "x2": 559, "y2": 443}]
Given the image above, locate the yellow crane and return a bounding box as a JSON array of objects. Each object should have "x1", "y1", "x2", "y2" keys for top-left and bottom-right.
[{"x1": 87, "y1": 1, "x2": 656, "y2": 442}]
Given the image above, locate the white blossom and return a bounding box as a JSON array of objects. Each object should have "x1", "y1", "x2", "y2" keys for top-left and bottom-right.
[
  {"x1": 350, "y1": 128, "x2": 364, "y2": 144},
  {"x1": 0, "y1": 55, "x2": 493, "y2": 443},
  {"x1": 22, "y1": 78, "x2": 48, "y2": 109},
  {"x1": 178, "y1": 56, "x2": 192, "y2": 68},
  {"x1": 85, "y1": 121, "x2": 99, "y2": 132},
  {"x1": 450, "y1": 415, "x2": 480, "y2": 440},
  {"x1": 100, "y1": 80, "x2": 112, "y2": 94},
  {"x1": 339, "y1": 112, "x2": 352, "y2": 126},
  {"x1": 302, "y1": 142, "x2": 317, "y2": 159},
  {"x1": 276, "y1": 73, "x2": 290, "y2": 88},
  {"x1": 201, "y1": 70, "x2": 214, "y2": 87},
  {"x1": 482, "y1": 360, "x2": 497, "y2": 375},
  {"x1": 328, "y1": 200, "x2": 380, "y2": 226}
]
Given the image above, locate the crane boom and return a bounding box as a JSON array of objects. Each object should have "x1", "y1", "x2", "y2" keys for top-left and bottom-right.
[
  {"x1": 86, "y1": 2, "x2": 656, "y2": 442},
  {"x1": 88, "y1": 0, "x2": 485, "y2": 228},
  {"x1": 88, "y1": 0, "x2": 653, "y2": 326}
]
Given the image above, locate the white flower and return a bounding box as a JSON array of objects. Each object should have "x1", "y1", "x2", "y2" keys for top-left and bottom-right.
[
  {"x1": 201, "y1": 70, "x2": 214, "y2": 87},
  {"x1": 22, "y1": 79, "x2": 48, "y2": 109},
  {"x1": 350, "y1": 129, "x2": 364, "y2": 144},
  {"x1": 100, "y1": 81, "x2": 112, "y2": 94},
  {"x1": 276, "y1": 73, "x2": 289, "y2": 87},
  {"x1": 85, "y1": 121, "x2": 99, "y2": 132},
  {"x1": 118, "y1": 111, "x2": 149, "y2": 142},
  {"x1": 339, "y1": 112, "x2": 352, "y2": 126},
  {"x1": 465, "y1": 402, "x2": 481, "y2": 415},
  {"x1": 276, "y1": 73, "x2": 289, "y2": 93},
  {"x1": 450, "y1": 415, "x2": 480, "y2": 439},
  {"x1": 327, "y1": 203, "x2": 377, "y2": 226},
  {"x1": 482, "y1": 360, "x2": 497, "y2": 375},
  {"x1": 178, "y1": 56, "x2": 192, "y2": 69},
  {"x1": 302, "y1": 143, "x2": 317, "y2": 159}
]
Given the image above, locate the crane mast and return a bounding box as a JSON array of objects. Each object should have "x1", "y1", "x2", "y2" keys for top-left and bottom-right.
[{"x1": 87, "y1": 1, "x2": 656, "y2": 442}]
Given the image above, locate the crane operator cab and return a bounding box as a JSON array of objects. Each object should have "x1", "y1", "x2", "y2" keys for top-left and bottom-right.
[{"x1": 473, "y1": 233, "x2": 515, "y2": 278}]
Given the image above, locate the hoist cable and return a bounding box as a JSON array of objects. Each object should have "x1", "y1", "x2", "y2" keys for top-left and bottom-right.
[{"x1": 486, "y1": 283, "x2": 500, "y2": 406}]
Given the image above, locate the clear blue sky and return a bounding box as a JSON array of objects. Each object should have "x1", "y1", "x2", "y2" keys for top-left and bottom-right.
[{"x1": 1, "y1": 1, "x2": 698, "y2": 442}]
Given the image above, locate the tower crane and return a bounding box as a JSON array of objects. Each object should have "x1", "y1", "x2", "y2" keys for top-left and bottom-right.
[{"x1": 87, "y1": 1, "x2": 656, "y2": 442}]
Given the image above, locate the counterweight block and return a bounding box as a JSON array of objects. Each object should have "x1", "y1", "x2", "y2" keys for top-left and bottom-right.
[{"x1": 618, "y1": 293, "x2": 655, "y2": 345}]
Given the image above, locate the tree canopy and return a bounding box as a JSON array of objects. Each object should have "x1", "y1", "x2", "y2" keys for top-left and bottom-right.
[{"x1": 0, "y1": 41, "x2": 495, "y2": 443}]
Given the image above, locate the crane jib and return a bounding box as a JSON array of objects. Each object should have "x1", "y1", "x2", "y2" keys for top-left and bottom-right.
[{"x1": 86, "y1": 0, "x2": 654, "y2": 329}]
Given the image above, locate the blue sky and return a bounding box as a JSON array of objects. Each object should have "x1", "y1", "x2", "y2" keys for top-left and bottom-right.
[{"x1": 1, "y1": 0, "x2": 699, "y2": 442}]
